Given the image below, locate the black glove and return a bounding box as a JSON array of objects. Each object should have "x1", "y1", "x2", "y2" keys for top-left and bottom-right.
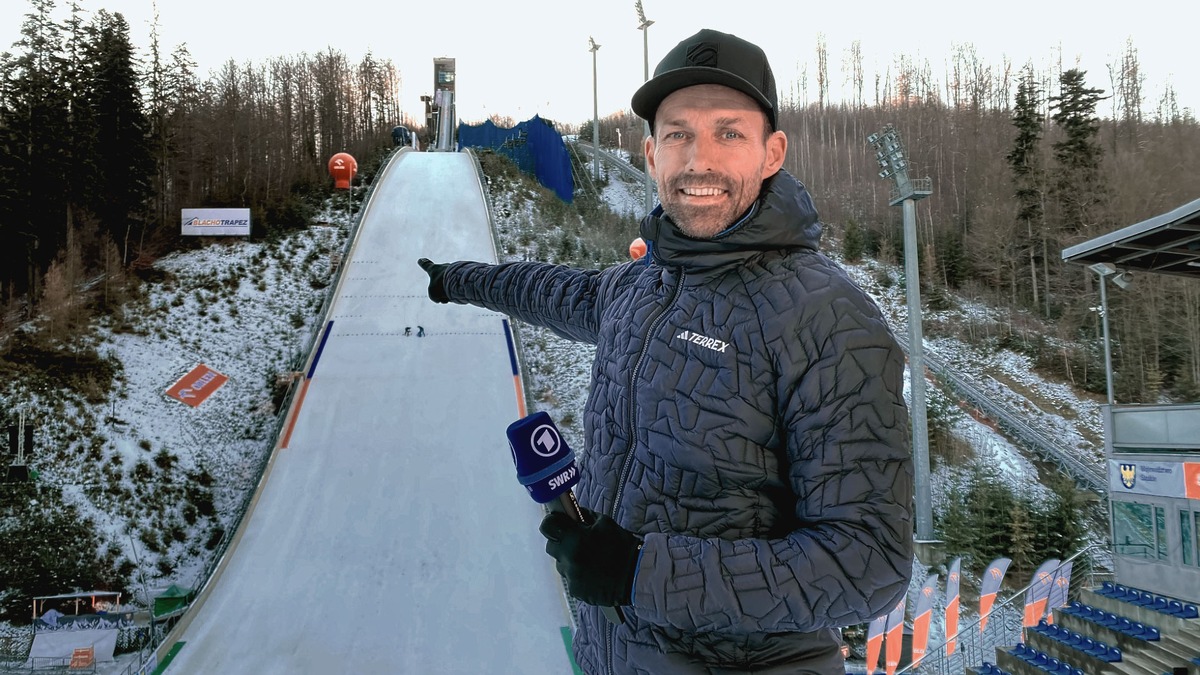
[
  {"x1": 540, "y1": 508, "x2": 642, "y2": 607},
  {"x1": 417, "y1": 258, "x2": 450, "y2": 303}
]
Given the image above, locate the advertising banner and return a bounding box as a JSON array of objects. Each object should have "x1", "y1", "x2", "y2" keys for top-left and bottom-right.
[
  {"x1": 165, "y1": 364, "x2": 229, "y2": 408},
  {"x1": 945, "y1": 557, "x2": 962, "y2": 655},
  {"x1": 1022, "y1": 558, "x2": 1060, "y2": 631},
  {"x1": 1185, "y1": 462, "x2": 1200, "y2": 500},
  {"x1": 1109, "y1": 459, "x2": 1188, "y2": 498},
  {"x1": 182, "y1": 208, "x2": 250, "y2": 236},
  {"x1": 979, "y1": 557, "x2": 1011, "y2": 633},
  {"x1": 884, "y1": 596, "x2": 906, "y2": 675},
  {"x1": 911, "y1": 573, "x2": 939, "y2": 668},
  {"x1": 865, "y1": 614, "x2": 887, "y2": 675},
  {"x1": 1044, "y1": 561, "x2": 1073, "y2": 624}
]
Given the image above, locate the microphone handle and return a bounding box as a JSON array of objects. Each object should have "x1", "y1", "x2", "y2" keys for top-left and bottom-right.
[
  {"x1": 547, "y1": 490, "x2": 627, "y2": 626},
  {"x1": 553, "y1": 490, "x2": 588, "y2": 523}
]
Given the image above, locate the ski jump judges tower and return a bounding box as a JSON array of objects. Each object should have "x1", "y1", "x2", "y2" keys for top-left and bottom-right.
[{"x1": 425, "y1": 57, "x2": 456, "y2": 151}]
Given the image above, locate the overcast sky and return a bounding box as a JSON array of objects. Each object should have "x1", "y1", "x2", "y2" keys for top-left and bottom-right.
[{"x1": 3, "y1": 0, "x2": 1196, "y2": 127}]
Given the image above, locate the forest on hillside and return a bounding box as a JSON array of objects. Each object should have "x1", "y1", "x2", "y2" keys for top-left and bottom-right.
[{"x1": 4, "y1": 0, "x2": 1200, "y2": 408}]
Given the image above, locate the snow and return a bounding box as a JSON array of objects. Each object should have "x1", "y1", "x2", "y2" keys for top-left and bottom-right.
[
  {"x1": 162, "y1": 150, "x2": 573, "y2": 673},
  {"x1": 1, "y1": 146, "x2": 1112, "y2": 671}
]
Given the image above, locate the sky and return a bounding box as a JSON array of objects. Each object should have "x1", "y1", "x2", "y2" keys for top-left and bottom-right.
[{"x1": 3, "y1": 0, "x2": 1198, "y2": 127}]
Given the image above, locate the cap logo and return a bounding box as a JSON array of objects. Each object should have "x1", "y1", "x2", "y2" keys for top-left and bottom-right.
[{"x1": 685, "y1": 42, "x2": 719, "y2": 68}]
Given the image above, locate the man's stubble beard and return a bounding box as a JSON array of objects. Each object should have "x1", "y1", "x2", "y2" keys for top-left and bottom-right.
[{"x1": 657, "y1": 168, "x2": 765, "y2": 240}]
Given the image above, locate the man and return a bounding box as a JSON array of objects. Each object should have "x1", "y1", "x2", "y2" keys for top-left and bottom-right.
[{"x1": 418, "y1": 28, "x2": 913, "y2": 674}]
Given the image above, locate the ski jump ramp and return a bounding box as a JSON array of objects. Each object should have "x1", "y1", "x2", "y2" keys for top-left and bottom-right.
[{"x1": 162, "y1": 150, "x2": 576, "y2": 674}]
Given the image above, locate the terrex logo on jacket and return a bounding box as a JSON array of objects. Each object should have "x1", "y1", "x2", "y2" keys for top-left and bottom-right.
[{"x1": 675, "y1": 329, "x2": 729, "y2": 353}]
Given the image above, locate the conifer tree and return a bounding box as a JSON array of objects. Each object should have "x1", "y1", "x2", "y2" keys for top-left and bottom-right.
[
  {"x1": 967, "y1": 464, "x2": 1017, "y2": 562},
  {"x1": 1049, "y1": 69, "x2": 1108, "y2": 237},
  {"x1": 1036, "y1": 474, "x2": 1087, "y2": 560},
  {"x1": 936, "y1": 484, "x2": 975, "y2": 561},
  {"x1": 1007, "y1": 67, "x2": 1047, "y2": 315},
  {"x1": 80, "y1": 10, "x2": 151, "y2": 263},
  {"x1": 0, "y1": 0, "x2": 71, "y2": 302},
  {"x1": 1008, "y1": 498, "x2": 1036, "y2": 576}
]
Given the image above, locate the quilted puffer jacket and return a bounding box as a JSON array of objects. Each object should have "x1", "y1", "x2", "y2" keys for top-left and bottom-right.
[{"x1": 442, "y1": 169, "x2": 913, "y2": 674}]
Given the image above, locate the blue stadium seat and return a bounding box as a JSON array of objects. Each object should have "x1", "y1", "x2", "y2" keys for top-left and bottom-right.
[
  {"x1": 1031, "y1": 651, "x2": 1051, "y2": 668},
  {"x1": 1180, "y1": 604, "x2": 1199, "y2": 619},
  {"x1": 1100, "y1": 580, "x2": 1117, "y2": 596},
  {"x1": 1106, "y1": 646, "x2": 1123, "y2": 663},
  {"x1": 1150, "y1": 596, "x2": 1170, "y2": 613},
  {"x1": 1117, "y1": 617, "x2": 1135, "y2": 635},
  {"x1": 1114, "y1": 583, "x2": 1130, "y2": 598},
  {"x1": 1084, "y1": 638, "x2": 1110, "y2": 658},
  {"x1": 1143, "y1": 625, "x2": 1160, "y2": 641},
  {"x1": 1167, "y1": 599, "x2": 1185, "y2": 616},
  {"x1": 1063, "y1": 631, "x2": 1084, "y2": 649}
]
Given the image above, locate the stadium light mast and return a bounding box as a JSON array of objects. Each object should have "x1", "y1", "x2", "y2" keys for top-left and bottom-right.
[
  {"x1": 636, "y1": 1, "x2": 655, "y2": 213},
  {"x1": 867, "y1": 124, "x2": 935, "y2": 545},
  {"x1": 1088, "y1": 262, "x2": 1131, "y2": 405},
  {"x1": 589, "y1": 36, "x2": 601, "y2": 180}
]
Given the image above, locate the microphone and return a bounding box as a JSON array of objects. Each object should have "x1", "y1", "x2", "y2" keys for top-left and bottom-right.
[{"x1": 506, "y1": 411, "x2": 625, "y2": 625}]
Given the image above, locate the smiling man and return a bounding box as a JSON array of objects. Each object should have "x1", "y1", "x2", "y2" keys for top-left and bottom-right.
[
  {"x1": 646, "y1": 82, "x2": 784, "y2": 238},
  {"x1": 418, "y1": 28, "x2": 913, "y2": 674}
]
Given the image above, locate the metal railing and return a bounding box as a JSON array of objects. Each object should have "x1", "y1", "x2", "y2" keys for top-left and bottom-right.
[
  {"x1": 894, "y1": 333, "x2": 1107, "y2": 494},
  {"x1": 890, "y1": 177, "x2": 933, "y2": 204},
  {"x1": 573, "y1": 140, "x2": 657, "y2": 196},
  {"x1": 894, "y1": 545, "x2": 1108, "y2": 674}
]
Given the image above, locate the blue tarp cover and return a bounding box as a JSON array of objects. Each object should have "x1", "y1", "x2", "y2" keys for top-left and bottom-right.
[{"x1": 457, "y1": 115, "x2": 573, "y2": 203}]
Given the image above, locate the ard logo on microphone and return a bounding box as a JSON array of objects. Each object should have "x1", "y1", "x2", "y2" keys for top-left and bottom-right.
[
  {"x1": 532, "y1": 424, "x2": 561, "y2": 457},
  {"x1": 530, "y1": 424, "x2": 577, "y2": 489}
]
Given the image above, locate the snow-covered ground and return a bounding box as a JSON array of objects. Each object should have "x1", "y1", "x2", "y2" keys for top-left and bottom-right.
[{"x1": 163, "y1": 150, "x2": 573, "y2": 674}]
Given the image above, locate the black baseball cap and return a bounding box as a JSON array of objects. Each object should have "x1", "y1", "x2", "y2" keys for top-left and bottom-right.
[{"x1": 632, "y1": 29, "x2": 777, "y2": 130}]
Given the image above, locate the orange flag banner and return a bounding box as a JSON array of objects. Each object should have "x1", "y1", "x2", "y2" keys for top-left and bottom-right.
[
  {"x1": 865, "y1": 614, "x2": 887, "y2": 674},
  {"x1": 979, "y1": 557, "x2": 1011, "y2": 634},
  {"x1": 911, "y1": 573, "x2": 939, "y2": 668},
  {"x1": 884, "y1": 596, "x2": 907, "y2": 675},
  {"x1": 1022, "y1": 558, "x2": 1061, "y2": 634},
  {"x1": 945, "y1": 557, "x2": 962, "y2": 655}
]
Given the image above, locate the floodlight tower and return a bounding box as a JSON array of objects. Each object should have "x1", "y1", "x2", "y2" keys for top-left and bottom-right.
[
  {"x1": 867, "y1": 124, "x2": 935, "y2": 544},
  {"x1": 635, "y1": 1, "x2": 655, "y2": 213},
  {"x1": 1088, "y1": 262, "x2": 1132, "y2": 405},
  {"x1": 589, "y1": 37, "x2": 601, "y2": 180}
]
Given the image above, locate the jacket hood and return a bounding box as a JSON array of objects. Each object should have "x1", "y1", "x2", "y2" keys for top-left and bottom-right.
[{"x1": 639, "y1": 169, "x2": 822, "y2": 275}]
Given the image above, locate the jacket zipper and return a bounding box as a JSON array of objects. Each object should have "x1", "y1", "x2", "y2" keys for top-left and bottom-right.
[{"x1": 605, "y1": 268, "x2": 685, "y2": 675}]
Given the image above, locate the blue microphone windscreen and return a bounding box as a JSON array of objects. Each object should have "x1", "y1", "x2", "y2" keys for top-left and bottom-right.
[{"x1": 506, "y1": 411, "x2": 579, "y2": 503}]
